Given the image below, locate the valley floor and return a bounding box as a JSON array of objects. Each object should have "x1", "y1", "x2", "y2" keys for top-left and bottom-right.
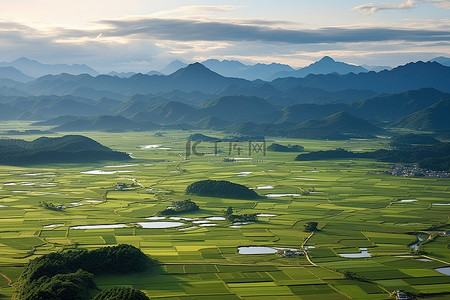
[{"x1": 0, "y1": 128, "x2": 449, "y2": 299}]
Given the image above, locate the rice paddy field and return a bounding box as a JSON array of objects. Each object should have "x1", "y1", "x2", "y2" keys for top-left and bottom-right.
[{"x1": 0, "y1": 123, "x2": 449, "y2": 299}]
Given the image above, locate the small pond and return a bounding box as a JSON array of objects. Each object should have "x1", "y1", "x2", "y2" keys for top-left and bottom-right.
[
  {"x1": 206, "y1": 216, "x2": 226, "y2": 221},
  {"x1": 137, "y1": 221, "x2": 184, "y2": 229},
  {"x1": 71, "y1": 224, "x2": 127, "y2": 230},
  {"x1": 339, "y1": 248, "x2": 371, "y2": 258},
  {"x1": 43, "y1": 224, "x2": 63, "y2": 228},
  {"x1": 435, "y1": 267, "x2": 450, "y2": 276},
  {"x1": 146, "y1": 216, "x2": 166, "y2": 220},
  {"x1": 80, "y1": 170, "x2": 135, "y2": 175},
  {"x1": 409, "y1": 237, "x2": 424, "y2": 251},
  {"x1": 238, "y1": 246, "x2": 278, "y2": 255},
  {"x1": 266, "y1": 194, "x2": 300, "y2": 197},
  {"x1": 237, "y1": 172, "x2": 253, "y2": 176},
  {"x1": 416, "y1": 258, "x2": 431, "y2": 262},
  {"x1": 256, "y1": 186, "x2": 274, "y2": 189},
  {"x1": 193, "y1": 220, "x2": 211, "y2": 224},
  {"x1": 398, "y1": 199, "x2": 417, "y2": 203}
]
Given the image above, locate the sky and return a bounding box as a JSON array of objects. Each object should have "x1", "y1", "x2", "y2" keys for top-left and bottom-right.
[{"x1": 0, "y1": 0, "x2": 449, "y2": 72}]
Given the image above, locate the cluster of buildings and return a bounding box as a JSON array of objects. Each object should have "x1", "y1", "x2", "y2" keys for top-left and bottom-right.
[
  {"x1": 388, "y1": 164, "x2": 450, "y2": 178},
  {"x1": 277, "y1": 249, "x2": 304, "y2": 257}
]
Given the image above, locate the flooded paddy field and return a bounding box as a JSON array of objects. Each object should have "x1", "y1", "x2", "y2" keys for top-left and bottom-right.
[{"x1": 0, "y1": 128, "x2": 449, "y2": 299}]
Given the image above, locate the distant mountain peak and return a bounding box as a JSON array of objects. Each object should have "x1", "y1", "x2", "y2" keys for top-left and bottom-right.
[
  {"x1": 171, "y1": 62, "x2": 221, "y2": 78},
  {"x1": 270, "y1": 56, "x2": 367, "y2": 79},
  {"x1": 14, "y1": 57, "x2": 36, "y2": 63},
  {"x1": 189, "y1": 62, "x2": 207, "y2": 68},
  {"x1": 318, "y1": 56, "x2": 335, "y2": 63},
  {"x1": 0, "y1": 57, "x2": 99, "y2": 77},
  {"x1": 429, "y1": 56, "x2": 450, "y2": 67},
  {"x1": 159, "y1": 60, "x2": 188, "y2": 75}
]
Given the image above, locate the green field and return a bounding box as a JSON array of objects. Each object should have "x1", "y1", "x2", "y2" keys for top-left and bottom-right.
[{"x1": 0, "y1": 123, "x2": 449, "y2": 299}]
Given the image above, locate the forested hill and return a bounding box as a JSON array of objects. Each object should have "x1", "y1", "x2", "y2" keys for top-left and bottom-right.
[{"x1": 0, "y1": 135, "x2": 130, "y2": 165}]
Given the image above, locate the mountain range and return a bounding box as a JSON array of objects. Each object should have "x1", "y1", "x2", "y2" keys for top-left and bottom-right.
[
  {"x1": 157, "y1": 56, "x2": 370, "y2": 80},
  {"x1": 430, "y1": 56, "x2": 450, "y2": 67},
  {"x1": 269, "y1": 56, "x2": 368, "y2": 79},
  {"x1": 392, "y1": 98, "x2": 450, "y2": 131},
  {"x1": 0, "y1": 57, "x2": 99, "y2": 78},
  {"x1": 0, "y1": 66, "x2": 34, "y2": 83},
  {"x1": 0, "y1": 60, "x2": 448, "y2": 101},
  {"x1": 1, "y1": 56, "x2": 450, "y2": 140},
  {"x1": 11, "y1": 87, "x2": 444, "y2": 140},
  {"x1": 1, "y1": 55, "x2": 448, "y2": 83}
]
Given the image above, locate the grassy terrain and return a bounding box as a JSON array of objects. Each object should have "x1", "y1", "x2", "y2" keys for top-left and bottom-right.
[{"x1": 0, "y1": 122, "x2": 449, "y2": 299}]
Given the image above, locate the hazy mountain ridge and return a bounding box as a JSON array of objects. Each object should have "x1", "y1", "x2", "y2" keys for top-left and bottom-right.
[
  {"x1": 271, "y1": 56, "x2": 368, "y2": 79},
  {"x1": 0, "y1": 59, "x2": 449, "y2": 138},
  {"x1": 201, "y1": 59, "x2": 295, "y2": 80},
  {"x1": 3, "y1": 88, "x2": 449, "y2": 134},
  {"x1": 162, "y1": 56, "x2": 376, "y2": 80},
  {"x1": 392, "y1": 98, "x2": 450, "y2": 131},
  {"x1": 271, "y1": 61, "x2": 450, "y2": 93},
  {"x1": 0, "y1": 135, "x2": 130, "y2": 165},
  {"x1": 53, "y1": 115, "x2": 144, "y2": 132},
  {"x1": 0, "y1": 57, "x2": 99, "y2": 78},
  {"x1": 430, "y1": 56, "x2": 450, "y2": 67},
  {"x1": 2, "y1": 61, "x2": 448, "y2": 102},
  {"x1": 0, "y1": 66, "x2": 34, "y2": 83}
]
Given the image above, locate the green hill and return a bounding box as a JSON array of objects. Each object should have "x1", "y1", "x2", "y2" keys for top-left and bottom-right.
[
  {"x1": 203, "y1": 96, "x2": 275, "y2": 122},
  {"x1": 296, "y1": 111, "x2": 381, "y2": 134},
  {"x1": 31, "y1": 115, "x2": 79, "y2": 126},
  {"x1": 186, "y1": 180, "x2": 261, "y2": 199},
  {"x1": 351, "y1": 88, "x2": 448, "y2": 120},
  {"x1": 390, "y1": 133, "x2": 440, "y2": 146},
  {"x1": 0, "y1": 135, "x2": 130, "y2": 165},
  {"x1": 194, "y1": 116, "x2": 230, "y2": 130},
  {"x1": 187, "y1": 133, "x2": 221, "y2": 142},
  {"x1": 53, "y1": 115, "x2": 142, "y2": 132},
  {"x1": 391, "y1": 98, "x2": 450, "y2": 131},
  {"x1": 267, "y1": 143, "x2": 304, "y2": 152}
]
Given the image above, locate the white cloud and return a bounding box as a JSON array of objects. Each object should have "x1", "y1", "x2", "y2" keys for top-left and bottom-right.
[
  {"x1": 352, "y1": 0, "x2": 415, "y2": 15},
  {"x1": 0, "y1": 14, "x2": 449, "y2": 72},
  {"x1": 423, "y1": 0, "x2": 450, "y2": 9},
  {"x1": 152, "y1": 5, "x2": 242, "y2": 17}
]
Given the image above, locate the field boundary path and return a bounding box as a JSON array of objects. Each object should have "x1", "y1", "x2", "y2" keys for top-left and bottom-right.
[
  {"x1": 423, "y1": 255, "x2": 450, "y2": 265},
  {"x1": 302, "y1": 232, "x2": 318, "y2": 267},
  {"x1": 0, "y1": 272, "x2": 13, "y2": 286},
  {"x1": 162, "y1": 262, "x2": 314, "y2": 267}
]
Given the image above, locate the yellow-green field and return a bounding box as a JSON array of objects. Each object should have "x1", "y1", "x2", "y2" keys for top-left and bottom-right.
[{"x1": 0, "y1": 124, "x2": 449, "y2": 299}]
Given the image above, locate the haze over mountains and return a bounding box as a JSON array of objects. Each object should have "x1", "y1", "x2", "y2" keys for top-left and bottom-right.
[
  {"x1": 1, "y1": 56, "x2": 450, "y2": 140},
  {"x1": 0, "y1": 57, "x2": 99, "y2": 78},
  {"x1": 0, "y1": 55, "x2": 448, "y2": 82},
  {"x1": 149, "y1": 56, "x2": 372, "y2": 80}
]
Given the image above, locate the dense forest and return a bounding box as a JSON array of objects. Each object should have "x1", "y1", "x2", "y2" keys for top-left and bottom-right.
[
  {"x1": 14, "y1": 244, "x2": 154, "y2": 300},
  {"x1": 160, "y1": 199, "x2": 200, "y2": 215},
  {"x1": 0, "y1": 135, "x2": 130, "y2": 165},
  {"x1": 223, "y1": 206, "x2": 258, "y2": 223},
  {"x1": 267, "y1": 143, "x2": 304, "y2": 152},
  {"x1": 295, "y1": 141, "x2": 450, "y2": 172},
  {"x1": 186, "y1": 180, "x2": 261, "y2": 199},
  {"x1": 93, "y1": 287, "x2": 150, "y2": 300},
  {"x1": 389, "y1": 133, "x2": 440, "y2": 146}
]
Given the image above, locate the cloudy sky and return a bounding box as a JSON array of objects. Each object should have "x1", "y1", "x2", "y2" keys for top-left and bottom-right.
[{"x1": 1, "y1": 0, "x2": 449, "y2": 72}]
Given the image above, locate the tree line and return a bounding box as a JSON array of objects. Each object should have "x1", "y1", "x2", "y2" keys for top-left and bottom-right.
[{"x1": 14, "y1": 244, "x2": 154, "y2": 300}]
